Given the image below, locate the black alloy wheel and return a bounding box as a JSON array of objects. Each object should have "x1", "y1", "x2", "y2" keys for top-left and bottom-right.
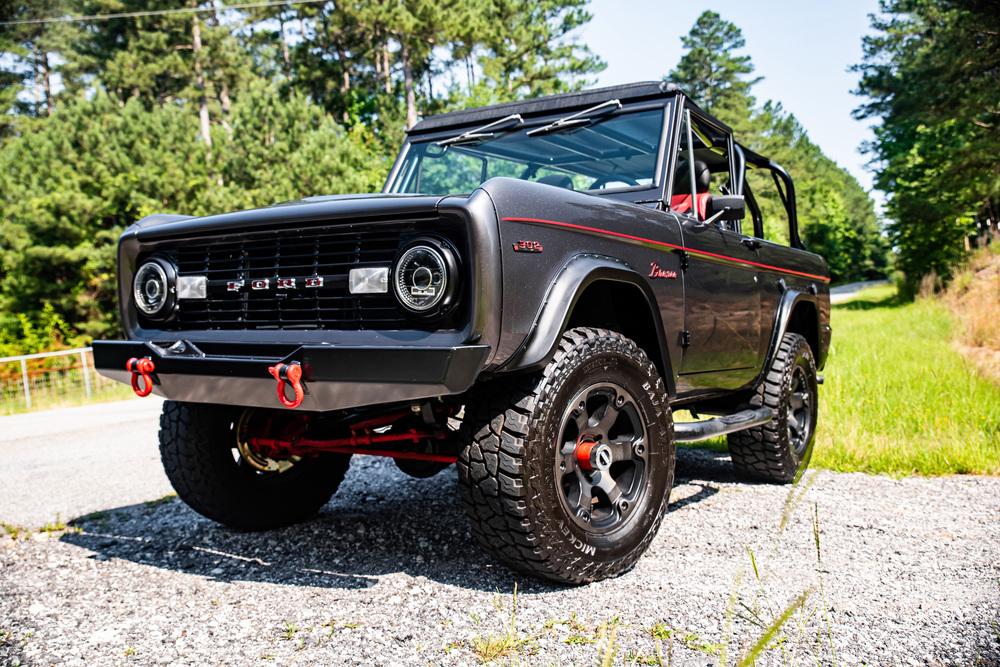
[{"x1": 556, "y1": 382, "x2": 649, "y2": 534}]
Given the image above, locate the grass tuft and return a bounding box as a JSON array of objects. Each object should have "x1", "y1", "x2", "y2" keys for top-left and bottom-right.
[
  {"x1": 737, "y1": 589, "x2": 812, "y2": 667},
  {"x1": 470, "y1": 582, "x2": 534, "y2": 663}
]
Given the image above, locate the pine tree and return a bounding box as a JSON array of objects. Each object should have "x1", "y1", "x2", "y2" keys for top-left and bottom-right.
[
  {"x1": 669, "y1": 11, "x2": 887, "y2": 283},
  {"x1": 668, "y1": 10, "x2": 760, "y2": 126}
]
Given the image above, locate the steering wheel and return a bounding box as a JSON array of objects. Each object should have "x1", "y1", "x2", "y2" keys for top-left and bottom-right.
[{"x1": 588, "y1": 175, "x2": 639, "y2": 190}]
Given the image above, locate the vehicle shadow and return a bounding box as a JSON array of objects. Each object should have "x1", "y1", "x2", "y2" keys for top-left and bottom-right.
[{"x1": 60, "y1": 447, "x2": 733, "y2": 593}]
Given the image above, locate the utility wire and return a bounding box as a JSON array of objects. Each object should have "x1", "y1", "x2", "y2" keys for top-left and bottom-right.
[{"x1": 0, "y1": 0, "x2": 327, "y2": 27}]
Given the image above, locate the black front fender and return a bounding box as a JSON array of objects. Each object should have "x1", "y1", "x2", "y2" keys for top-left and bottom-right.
[{"x1": 499, "y1": 254, "x2": 676, "y2": 394}]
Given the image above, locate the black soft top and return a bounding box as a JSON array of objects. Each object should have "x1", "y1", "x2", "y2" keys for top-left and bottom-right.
[{"x1": 408, "y1": 81, "x2": 684, "y2": 135}]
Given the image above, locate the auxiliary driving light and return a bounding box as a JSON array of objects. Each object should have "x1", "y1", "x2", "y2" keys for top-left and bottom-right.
[
  {"x1": 349, "y1": 266, "x2": 390, "y2": 294},
  {"x1": 176, "y1": 275, "x2": 208, "y2": 300}
]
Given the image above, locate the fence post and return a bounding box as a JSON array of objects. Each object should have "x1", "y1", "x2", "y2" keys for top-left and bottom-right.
[
  {"x1": 20, "y1": 358, "x2": 31, "y2": 409},
  {"x1": 81, "y1": 349, "x2": 92, "y2": 398}
]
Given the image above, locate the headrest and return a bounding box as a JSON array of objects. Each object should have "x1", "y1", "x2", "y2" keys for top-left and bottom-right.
[
  {"x1": 673, "y1": 160, "x2": 710, "y2": 194},
  {"x1": 536, "y1": 174, "x2": 575, "y2": 190}
]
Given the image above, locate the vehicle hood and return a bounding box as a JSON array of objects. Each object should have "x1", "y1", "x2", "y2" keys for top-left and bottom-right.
[{"x1": 128, "y1": 193, "x2": 446, "y2": 240}]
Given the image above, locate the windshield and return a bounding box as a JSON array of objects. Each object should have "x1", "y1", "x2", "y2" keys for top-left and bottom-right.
[{"x1": 388, "y1": 106, "x2": 669, "y2": 195}]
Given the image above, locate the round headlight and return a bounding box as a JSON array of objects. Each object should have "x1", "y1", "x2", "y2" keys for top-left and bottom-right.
[
  {"x1": 133, "y1": 259, "x2": 175, "y2": 319},
  {"x1": 393, "y1": 241, "x2": 457, "y2": 313}
]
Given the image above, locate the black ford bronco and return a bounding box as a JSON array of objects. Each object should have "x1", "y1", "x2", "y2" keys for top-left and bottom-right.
[{"x1": 94, "y1": 81, "x2": 830, "y2": 585}]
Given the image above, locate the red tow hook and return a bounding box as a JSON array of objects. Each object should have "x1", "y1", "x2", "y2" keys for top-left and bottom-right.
[
  {"x1": 126, "y1": 357, "x2": 156, "y2": 397},
  {"x1": 267, "y1": 362, "x2": 305, "y2": 409}
]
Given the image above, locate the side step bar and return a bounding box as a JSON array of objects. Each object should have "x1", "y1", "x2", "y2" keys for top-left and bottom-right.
[{"x1": 674, "y1": 407, "x2": 775, "y2": 443}]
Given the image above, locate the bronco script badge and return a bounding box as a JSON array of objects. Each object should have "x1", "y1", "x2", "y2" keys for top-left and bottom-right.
[{"x1": 649, "y1": 261, "x2": 678, "y2": 279}]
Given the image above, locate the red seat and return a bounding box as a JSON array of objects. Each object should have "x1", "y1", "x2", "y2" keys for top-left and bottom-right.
[{"x1": 670, "y1": 193, "x2": 711, "y2": 220}]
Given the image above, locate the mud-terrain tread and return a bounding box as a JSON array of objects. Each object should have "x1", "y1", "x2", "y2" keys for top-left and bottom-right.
[
  {"x1": 727, "y1": 333, "x2": 816, "y2": 483},
  {"x1": 159, "y1": 401, "x2": 350, "y2": 530},
  {"x1": 458, "y1": 327, "x2": 674, "y2": 585}
]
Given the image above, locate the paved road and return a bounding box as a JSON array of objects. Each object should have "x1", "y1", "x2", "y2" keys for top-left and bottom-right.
[
  {"x1": 829, "y1": 279, "x2": 891, "y2": 304},
  {"x1": 0, "y1": 398, "x2": 171, "y2": 527},
  {"x1": 1, "y1": 401, "x2": 998, "y2": 665}
]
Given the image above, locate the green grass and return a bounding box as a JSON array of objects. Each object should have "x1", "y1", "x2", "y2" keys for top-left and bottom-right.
[
  {"x1": 813, "y1": 286, "x2": 1000, "y2": 475},
  {"x1": 1, "y1": 381, "x2": 136, "y2": 416},
  {"x1": 681, "y1": 285, "x2": 1000, "y2": 476}
]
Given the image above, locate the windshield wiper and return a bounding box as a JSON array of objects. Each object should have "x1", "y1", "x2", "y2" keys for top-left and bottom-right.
[
  {"x1": 527, "y1": 99, "x2": 622, "y2": 137},
  {"x1": 436, "y1": 113, "x2": 524, "y2": 147}
]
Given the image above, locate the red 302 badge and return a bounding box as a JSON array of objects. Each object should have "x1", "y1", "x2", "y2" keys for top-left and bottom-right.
[{"x1": 512, "y1": 240, "x2": 544, "y2": 253}]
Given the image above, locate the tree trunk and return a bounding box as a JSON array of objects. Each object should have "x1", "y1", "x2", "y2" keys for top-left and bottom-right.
[
  {"x1": 278, "y1": 14, "x2": 291, "y2": 72},
  {"x1": 192, "y1": 11, "x2": 212, "y2": 148},
  {"x1": 209, "y1": 2, "x2": 231, "y2": 135},
  {"x1": 383, "y1": 44, "x2": 392, "y2": 93},
  {"x1": 32, "y1": 46, "x2": 42, "y2": 115},
  {"x1": 337, "y1": 45, "x2": 350, "y2": 123},
  {"x1": 401, "y1": 41, "x2": 417, "y2": 128},
  {"x1": 40, "y1": 49, "x2": 54, "y2": 116}
]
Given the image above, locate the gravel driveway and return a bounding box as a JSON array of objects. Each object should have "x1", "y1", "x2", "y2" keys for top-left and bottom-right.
[{"x1": 1, "y1": 403, "x2": 998, "y2": 666}]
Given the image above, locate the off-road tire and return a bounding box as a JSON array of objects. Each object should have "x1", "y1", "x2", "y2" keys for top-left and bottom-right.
[
  {"x1": 727, "y1": 332, "x2": 818, "y2": 483},
  {"x1": 159, "y1": 401, "x2": 351, "y2": 530},
  {"x1": 458, "y1": 327, "x2": 674, "y2": 585}
]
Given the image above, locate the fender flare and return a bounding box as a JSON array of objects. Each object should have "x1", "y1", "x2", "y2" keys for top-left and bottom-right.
[
  {"x1": 759, "y1": 288, "x2": 822, "y2": 383},
  {"x1": 501, "y1": 254, "x2": 676, "y2": 395}
]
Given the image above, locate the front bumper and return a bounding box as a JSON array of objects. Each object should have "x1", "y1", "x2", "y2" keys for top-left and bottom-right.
[{"x1": 93, "y1": 340, "x2": 490, "y2": 411}]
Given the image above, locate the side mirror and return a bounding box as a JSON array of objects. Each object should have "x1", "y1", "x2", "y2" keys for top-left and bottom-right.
[{"x1": 707, "y1": 195, "x2": 745, "y2": 221}]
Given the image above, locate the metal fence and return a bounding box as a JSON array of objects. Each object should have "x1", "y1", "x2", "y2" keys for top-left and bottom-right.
[{"x1": 0, "y1": 347, "x2": 132, "y2": 414}]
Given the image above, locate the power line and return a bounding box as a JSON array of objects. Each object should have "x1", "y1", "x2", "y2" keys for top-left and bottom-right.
[{"x1": 0, "y1": 0, "x2": 328, "y2": 27}]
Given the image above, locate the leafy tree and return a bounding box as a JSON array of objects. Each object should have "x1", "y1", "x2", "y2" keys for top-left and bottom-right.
[
  {"x1": 0, "y1": 0, "x2": 605, "y2": 344},
  {"x1": 855, "y1": 0, "x2": 1000, "y2": 294},
  {"x1": 0, "y1": 88, "x2": 382, "y2": 339}
]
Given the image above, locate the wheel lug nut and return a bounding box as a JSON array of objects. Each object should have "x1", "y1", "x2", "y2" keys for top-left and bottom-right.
[
  {"x1": 615, "y1": 395, "x2": 625, "y2": 407},
  {"x1": 633, "y1": 443, "x2": 645, "y2": 456},
  {"x1": 618, "y1": 499, "x2": 630, "y2": 513}
]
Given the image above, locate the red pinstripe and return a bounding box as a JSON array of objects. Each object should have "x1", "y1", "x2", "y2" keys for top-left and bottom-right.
[{"x1": 502, "y1": 216, "x2": 831, "y2": 283}]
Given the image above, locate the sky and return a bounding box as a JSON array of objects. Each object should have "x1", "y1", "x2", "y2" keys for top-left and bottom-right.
[{"x1": 580, "y1": 0, "x2": 882, "y2": 197}]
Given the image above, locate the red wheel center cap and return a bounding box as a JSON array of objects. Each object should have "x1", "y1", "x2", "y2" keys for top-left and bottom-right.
[{"x1": 576, "y1": 439, "x2": 612, "y2": 471}]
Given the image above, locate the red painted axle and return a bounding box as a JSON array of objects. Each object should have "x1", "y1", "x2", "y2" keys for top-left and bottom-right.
[{"x1": 247, "y1": 427, "x2": 456, "y2": 464}]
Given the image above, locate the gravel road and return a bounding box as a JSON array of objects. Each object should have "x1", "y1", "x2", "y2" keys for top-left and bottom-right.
[{"x1": 1, "y1": 402, "x2": 998, "y2": 666}]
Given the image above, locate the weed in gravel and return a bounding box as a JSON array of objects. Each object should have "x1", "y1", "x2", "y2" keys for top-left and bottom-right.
[
  {"x1": 647, "y1": 624, "x2": 719, "y2": 658},
  {"x1": 38, "y1": 515, "x2": 78, "y2": 535},
  {"x1": 596, "y1": 619, "x2": 619, "y2": 667},
  {"x1": 714, "y1": 473, "x2": 837, "y2": 666},
  {"x1": 624, "y1": 649, "x2": 661, "y2": 665},
  {"x1": 737, "y1": 589, "x2": 812, "y2": 667},
  {"x1": 322, "y1": 619, "x2": 361, "y2": 638},
  {"x1": 1, "y1": 521, "x2": 27, "y2": 540},
  {"x1": 144, "y1": 494, "x2": 177, "y2": 508},
  {"x1": 123, "y1": 646, "x2": 136, "y2": 657},
  {"x1": 470, "y1": 582, "x2": 535, "y2": 664},
  {"x1": 648, "y1": 623, "x2": 672, "y2": 641},
  {"x1": 280, "y1": 621, "x2": 299, "y2": 641}
]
